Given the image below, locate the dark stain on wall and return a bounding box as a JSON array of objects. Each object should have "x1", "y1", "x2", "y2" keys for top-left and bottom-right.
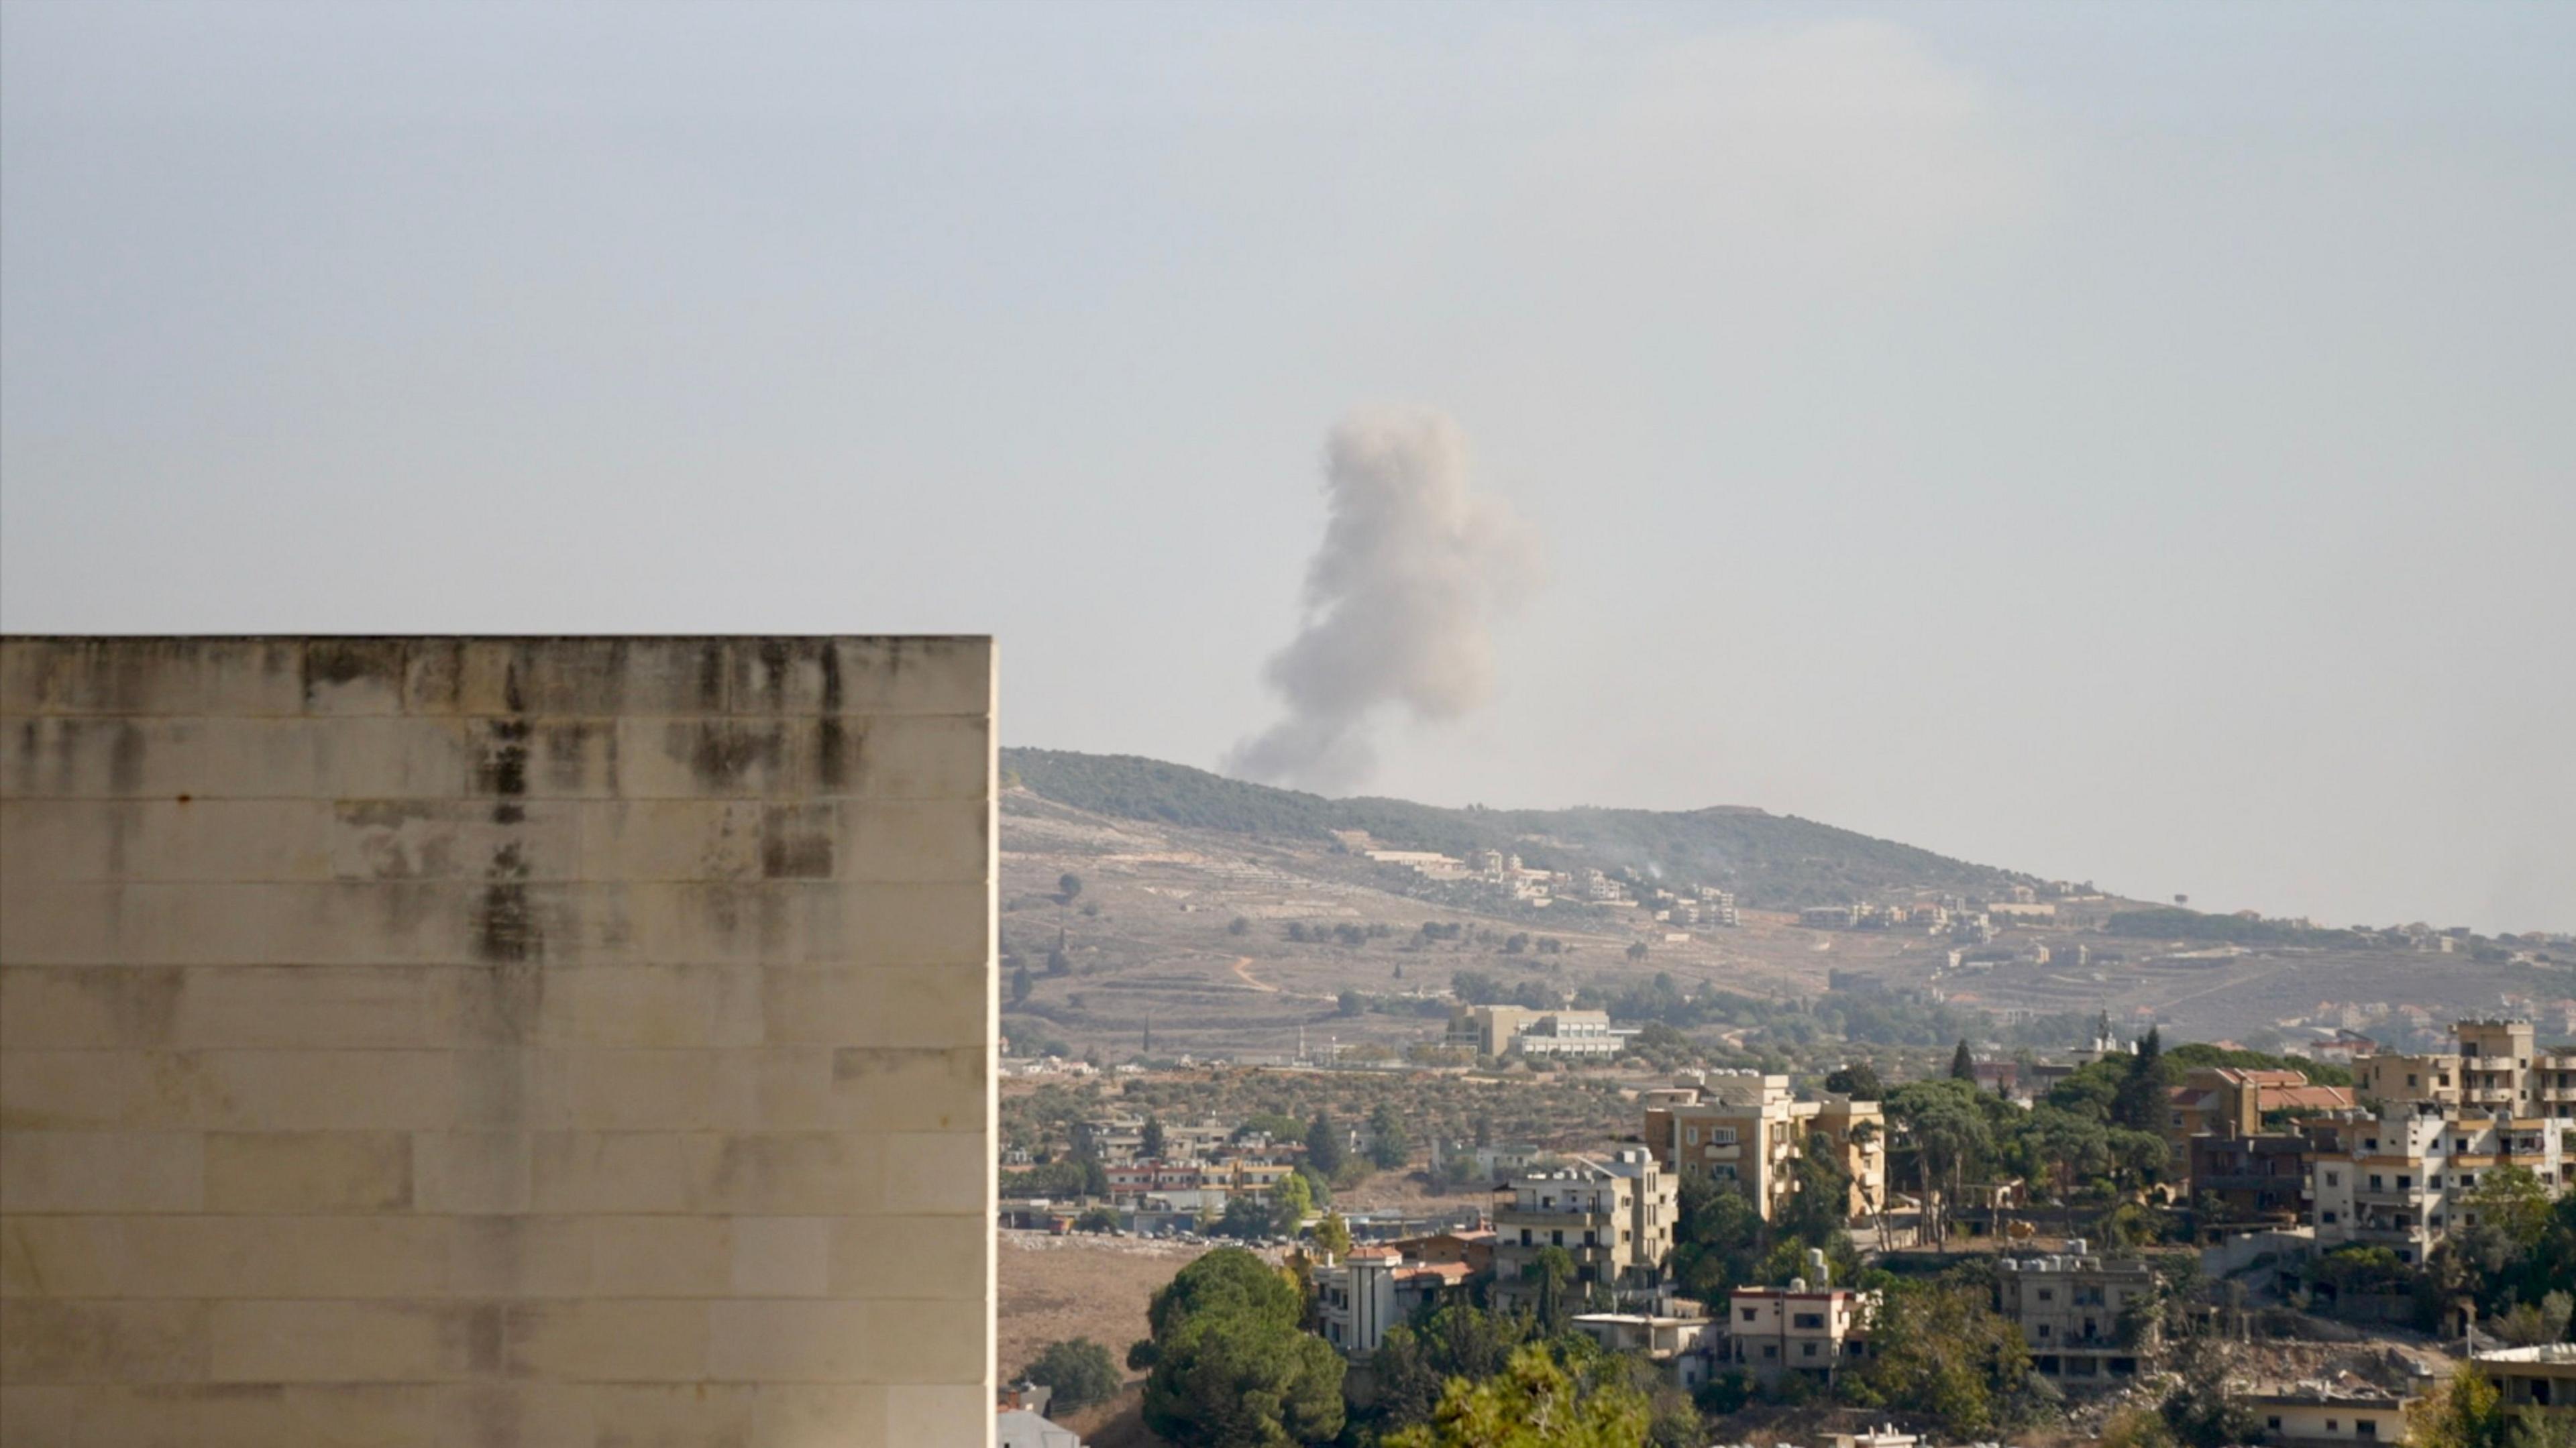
[
  {"x1": 301, "y1": 640, "x2": 404, "y2": 705},
  {"x1": 475, "y1": 720, "x2": 531, "y2": 801},
  {"x1": 696, "y1": 644, "x2": 727, "y2": 711},
  {"x1": 685, "y1": 722, "x2": 782, "y2": 790},
  {"x1": 816, "y1": 647, "x2": 848, "y2": 789},
  {"x1": 760, "y1": 803, "x2": 835, "y2": 879}
]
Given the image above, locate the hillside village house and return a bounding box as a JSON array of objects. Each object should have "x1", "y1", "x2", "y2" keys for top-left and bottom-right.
[
  {"x1": 1491, "y1": 1150, "x2": 1675, "y2": 1312},
  {"x1": 1723, "y1": 1282, "x2": 1875, "y2": 1388},
  {"x1": 1641, "y1": 1071, "x2": 1886, "y2": 1222},
  {"x1": 1313, "y1": 1247, "x2": 1476, "y2": 1359},
  {"x1": 1994, "y1": 1245, "x2": 2155, "y2": 1385},
  {"x1": 2243, "y1": 1387, "x2": 2414, "y2": 1447}
]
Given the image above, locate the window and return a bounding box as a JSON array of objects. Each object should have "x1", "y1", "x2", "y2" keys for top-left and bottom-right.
[
  {"x1": 2326, "y1": 1421, "x2": 2340, "y2": 1433},
  {"x1": 2037, "y1": 1288, "x2": 2054, "y2": 1302},
  {"x1": 2359, "y1": 1420, "x2": 2378, "y2": 1439},
  {"x1": 2407, "y1": 1074, "x2": 2418, "y2": 1088},
  {"x1": 2325, "y1": 1171, "x2": 2340, "y2": 1187},
  {"x1": 2369, "y1": 1175, "x2": 2384, "y2": 1190},
  {"x1": 1685, "y1": 1127, "x2": 1699, "y2": 1145},
  {"x1": 2322, "y1": 1211, "x2": 2339, "y2": 1225},
  {"x1": 1762, "y1": 1345, "x2": 1778, "y2": 1359},
  {"x1": 1709, "y1": 1127, "x2": 1737, "y2": 1146},
  {"x1": 1794, "y1": 1313, "x2": 1825, "y2": 1331},
  {"x1": 1803, "y1": 1343, "x2": 1819, "y2": 1358},
  {"x1": 2397, "y1": 1176, "x2": 2412, "y2": 1189},
  {"x1": 2037, "y1": 1324, "x2": 2053, "y2": 1339},
  {"x1": 1741, "y1": 1308, "x2": 1759, "y2": 1323},
  {"x1": 2267, "y1": 1418, "x2": 2282, "y2": 1432}
]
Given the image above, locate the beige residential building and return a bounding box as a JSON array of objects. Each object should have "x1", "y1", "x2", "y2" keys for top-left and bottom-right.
[
  {"x1": 1642, "y1": 1072, "x2": 1885, "y2": 1222},
  {"x1": 0, "y1": 636, "x2": 998, "y2": 1447},
  {"x1": 1993, "y1": 1247, "x2": 2156, "y2": 1386},
  {"x1": 1722, "y1": 1284, "x2": 1874, "y2": 1388},
  {"x1": 1492, "y1": 1150, "x2": 1674, "y2": 1311},
  {"x1": 2357, "y1": 1019, "x2": 2576, "y2": 1120}
]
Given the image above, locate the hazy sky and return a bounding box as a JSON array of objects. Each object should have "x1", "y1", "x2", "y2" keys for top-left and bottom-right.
[{"x1": 5, "y1": 3, "x2": 2569, "y2": 933}]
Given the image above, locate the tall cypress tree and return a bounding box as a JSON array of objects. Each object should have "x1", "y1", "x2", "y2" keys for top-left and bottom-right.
[{"x1": 1950, "y1": 1039, "x2": 1978, "y2": 1082}]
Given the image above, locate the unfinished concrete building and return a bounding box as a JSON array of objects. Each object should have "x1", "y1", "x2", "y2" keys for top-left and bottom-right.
[{"x1": 0, "y1": 636, "x2": 996, "y2": 1447}]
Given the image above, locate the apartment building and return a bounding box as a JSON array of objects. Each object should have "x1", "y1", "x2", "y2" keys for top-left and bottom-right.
[
  {"x1": 1994, "y1": 1245, "x2": 2156, "y2": 1385},
  {"x1": 2357, "y1": 1019, "x2": 2576, "y2": 1119},
  {"x1": 1722, "y1": 1282, "x2": 1875, "y2": 1388},
  {"x1": 1491, "y1": 1150, "x2": 1675, "y2": 1311},
  {"x1": 1642, "y1": 1072, "x2": 1886, "y2": 1222},
  {"x1": 2310, "y1": 1105, "x2": 2570, "y2": 1263}
]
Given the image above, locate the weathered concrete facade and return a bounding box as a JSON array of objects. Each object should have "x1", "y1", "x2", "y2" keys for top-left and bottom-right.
[{"x1": 0, "y1": 637, "x2": 996, "y2": 1446}]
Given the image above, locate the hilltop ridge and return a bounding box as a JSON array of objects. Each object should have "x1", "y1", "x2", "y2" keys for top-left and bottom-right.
[{"x1": 1002, "y1": 746, "x2": 2035, "y2": 911}]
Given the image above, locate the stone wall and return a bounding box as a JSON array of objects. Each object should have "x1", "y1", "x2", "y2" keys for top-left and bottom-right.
[{"x1": 0, "y1": 637, "x2": 996, "y2": 1446}]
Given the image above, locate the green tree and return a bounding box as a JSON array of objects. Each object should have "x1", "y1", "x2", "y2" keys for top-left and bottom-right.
[
  {"x1": 1228, "y1": 915, "x2": 1250, "y2": 936},
  {"x1": 1075, "y1": 1206, "x2": 1120, "y2": 1233},
  {"x1": 1950, "y1": 1038, "x2": 1977, "y2": 1081},
  {"x1": 1824, "y1": 1061, "x2": 1885, "y2": 1099},
  {"x1": 1022, "y1": 1336, "x2": 1122, "y2": 1413},
  {"x1": 1776, "y1": 1129, "x2": 1856, "y2": 1249},
  {"x1": 1132, "y1": 1247, "x2": 1301, "y2": 1369},
  {"x1": 2113, "y1": 1027, "x2": 2176, "y2": 1133},
  {"x1": 1366, "y1": 1102, "x2": 1411, "y2": 1171},
  {"x1": 1306, "y1": 1111, "x2": 1346, "y2": 1176},
  {"x1": 1310, "y1": 1210, "x2": 1353, "y2": 1260},
  {"x1": 1010, "y1": 963, "x2": 1034, "y2": 1004},
  {"x1": 1142, "y1": 1116, "x2": 1167, "y2": 1160},
  {"x1": 2409, "y1": 1364, "x2": 2508, "y2": 1448},
  {"x1": 1144, "y1": 1308, "x2": 1346, "y2": 1447},
  {"x1": 1059, "y1": 873, "x2": 1084, "y2": 904},
  {"x1": 1337, "y1": 989, "x2": 1366, "y2": 1017},
  {"x1": 1368, "y1": 1306, "x2": 1535, "y2": 1433},
  {"x1": 1529, "y1": 1245, "x2": 1576, "y2": 1337},
  {"x1": 1851, "y1": 1278, "x2": 2033, "y2": 1438},
  {"x1": 1273, "y1": 1169, "x2": 1314, "y2": 1235},
  {"x1": 1383, "y1": 1344, "x2": 1648, "y2": 1448}
]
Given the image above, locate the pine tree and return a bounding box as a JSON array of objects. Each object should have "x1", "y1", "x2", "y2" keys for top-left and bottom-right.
[{"x1": 1950, "y1": 1038, "x2": 1977, "y2": 1081}]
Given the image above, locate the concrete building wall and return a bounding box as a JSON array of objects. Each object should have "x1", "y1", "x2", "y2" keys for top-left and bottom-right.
[{"x1": 0, "y1": 637, "x2": 996, "y2": 1447}]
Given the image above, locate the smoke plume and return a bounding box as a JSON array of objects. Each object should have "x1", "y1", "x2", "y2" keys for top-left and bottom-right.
[{"x1": 1226, "y1": 408, "x2": 1544, "y2": 791}]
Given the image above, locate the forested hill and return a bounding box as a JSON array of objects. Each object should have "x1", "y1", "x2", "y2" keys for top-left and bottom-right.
[{"x1": 1001, "y1": 747, "x2": 2035, "y2": 910}]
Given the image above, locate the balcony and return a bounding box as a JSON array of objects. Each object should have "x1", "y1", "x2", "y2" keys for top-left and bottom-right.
[{"x1": 1498, "y1": 1209, "x2": 1611, "y2": 1231}]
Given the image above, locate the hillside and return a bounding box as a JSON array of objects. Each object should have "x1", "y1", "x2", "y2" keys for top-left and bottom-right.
[{"x1": 1002, "y1": 747, "x2": 2034, "y2": 910}]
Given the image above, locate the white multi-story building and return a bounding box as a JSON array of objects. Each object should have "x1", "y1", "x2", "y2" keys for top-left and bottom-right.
[
  {"x1": 2310, "y1": 1104, "x2": 2570, "y2": 1264},
  {"x1": 1492, "y1": 1150, "x2": 1675, "y2": 1312}
]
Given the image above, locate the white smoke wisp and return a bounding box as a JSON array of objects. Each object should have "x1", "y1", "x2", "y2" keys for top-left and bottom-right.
[{"x1": 1226, "y1": 408, "x2": 1544, "y2": 792}]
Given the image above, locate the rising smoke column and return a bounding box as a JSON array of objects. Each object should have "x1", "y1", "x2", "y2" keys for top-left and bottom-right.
[{"x1": 1226, "y1": 408, "x2": 1544, "y2": 791}]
